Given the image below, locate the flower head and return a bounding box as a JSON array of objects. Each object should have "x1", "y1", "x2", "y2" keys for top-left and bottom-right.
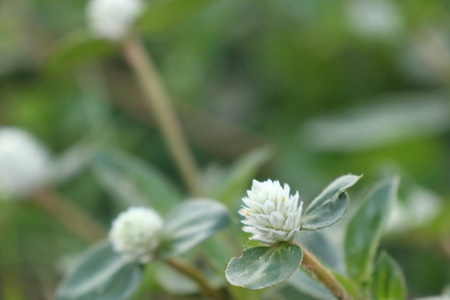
[
  {"x1": 109, "y1": 207, "x2": 163, "y2": 263},
  {"x1": 0, "y1": 127, "x2": 52, "y2": 198},
  {"x1": 239, "y1": 179, "x2": 303, "y2": 245},
  {"x1": 87, "y1": 0, "x2": 144, "y2": 41}
]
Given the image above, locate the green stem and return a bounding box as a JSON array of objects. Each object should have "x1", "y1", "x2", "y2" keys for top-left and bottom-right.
[
  {"x1": 32, "y1": 189, "x2": 106, "y2": 244},
  {"x1": 163, "y1": 257, "x2": 225, "y2": 300},
  {"x1": 121, "y1": 37, "x2": 204, "y2": 197},
  {"x1": 297, "y1": 243, "x2": 351, "y2": 300}
]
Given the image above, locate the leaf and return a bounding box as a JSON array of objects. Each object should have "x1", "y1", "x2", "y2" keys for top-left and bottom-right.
[
  {"x1": 138, "y1": 0, "x2": 213, "y2": 34},
  {"x1": 57, "y1": 242, "x2": 142, "y2": 300},
  {"x1": 301, "y1": 95, "x2": 450, "y2": 152},
  {"x1": 371, "y1": 252, "x2": 406, "y2": 300},
  {"x1": 344, "y1": 178, "x2": 399, "y2": 282},
  {"x1": 332, "y1": 271, "x2": 361, "y2": 299},
  {"x1": 302, "y1": 174, "x2": 361, "y2": 230},
  {"x1": 160, "y1": 199, "x2": 230, "y2": 257},
  {"x1": 51, "y1": 142, "x2": 101, "y2": 186},
  {"x1": 45, "y1": 31, "x2": 115, "y2": 72},
  {"x1": 211, "y1": 147, "x2": 274, "y2": 207},
  {"x1": 288, "y1": 269, "x2": 335, "y2": 300},
  {"x1": 93, "y1": 150, "x2": 180, "y2": 213},
  {"x1": 298, "y1": 231, "x2": 342, "y2": 271},
  {"x1": 226, "y1": 244, "x2": 302, "y2": 290},
  {"x1": 153, "y1": 262, "x2": 199, "y2": 294}
]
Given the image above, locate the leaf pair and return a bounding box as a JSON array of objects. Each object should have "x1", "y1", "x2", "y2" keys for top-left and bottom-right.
[
  {"x1": 226, "y1": 174, "x2": 360, "y2": 290},
  {"x1": 57, "y1": 199, "x2": 230, "y2": 300},
  {"x1": 344, "y1": 177, "x2": 406, "y2": 299}
]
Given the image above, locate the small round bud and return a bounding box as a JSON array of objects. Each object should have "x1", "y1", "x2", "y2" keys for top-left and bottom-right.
[
  {"x1": 109, "y1": 207, "x2": 163, "y2": 263},
  {"x1": 0, "y1": 127, "x2": 52, "y2": 198},
  {"x1": 239, "y1": 179, "x2": 303, "y2": 245},
  {"x1": 87, "y1": 0, "x2": 144, "y2": 41}
]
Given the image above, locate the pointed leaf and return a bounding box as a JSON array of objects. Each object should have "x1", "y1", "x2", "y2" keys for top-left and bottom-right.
[
  {"x1": 226, "y1": 244, "x2": 302, "y2": 290},
  {"x1": 344, "y1": 178, "x2": 399, "y2": 282},
  {"x1": 371, "y1": 252, "x2": 406, "y2": 300},
  {"x1": 138, "y1": 0, "x2": 213, "y2": 34},
  {"x1": 57, "y1": 242, "x2": 142, "y2": 300},
  {"x1": 46, "y1": 31, "x2": 114, "y2": 72},
  {"x1": 93, "y1": 150, "x2": 180, "y2": 213},
  {"x1": 160, "y1": 199, "x2": 230, "y2": 257},
  {"x1": 302, "y1": 174, "x2": 361, "y2": 230}
]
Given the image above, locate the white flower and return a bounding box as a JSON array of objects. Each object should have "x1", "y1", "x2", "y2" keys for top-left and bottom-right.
[
  {"x1": 0, "y1": 127, "x2": 52, "y2": 198},
  {"x1": 87, "y1": 0, "x2": 144, "y2": 41},
  {"x1": 347, "y1": 0, "x2": 403, "y2": 40},
  {"x1": 239, "y1": 179, "x2": 303, "y2": 245},
  {"x1": 109, "y1": 207, "x2": 164, "y2": 263}
]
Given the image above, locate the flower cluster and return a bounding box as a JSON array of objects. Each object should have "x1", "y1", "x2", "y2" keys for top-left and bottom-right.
[
  {"x1": 0, "y1": 127, "x2": 51, "y2": 198},
  {"x1": 239, "y1": 179, "x2": 303, "y2": 245},
  {"x1": 87, "y1": 0, "x2": 144, "y2": 41},
  {"x1": 109, "y1": 207, "x2": 163, "y2": 263}
]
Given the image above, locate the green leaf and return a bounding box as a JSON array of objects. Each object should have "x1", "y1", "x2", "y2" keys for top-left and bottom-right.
[
  {"x1": 344, "y1": 178, "x2": 399, "y2": 282},
  {"x1": 93, "y1": 150, "x2": 180, "y2": 213},
  {"x1": 371, "y1": 252, "x2": 406, "y2": 300},
  {"x1": 160, "y1": 199, "x2": 230, "y2": 257},
  {"x1": 226, "y1": 244, "x2": 302, "y2": 290},
  {"x1": 57, "y1": 242, "x2": 142, "y2": 300},
  {"x1": 137, "y1": 0, "x2": 213, "y2": 34},
  {"x1": 332, "y1": 271, "x2": 361, "y2": 299},
  {"x1": 302, "y1": 174, "x2": 361, "y2": 230},
  {"x1": 45, "y1": 31, "x2": 114, "y2": 72},
  {"x1": 211, "y1": 147, "x2": 274, "y2": 207}
]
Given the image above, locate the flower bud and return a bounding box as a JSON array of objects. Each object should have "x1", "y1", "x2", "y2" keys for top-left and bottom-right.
[
  {"x1": 87, "y1": 0, "x2": 144, "y2": 41},
  {"x1": 0, "y1": 127, "x2": 51, "y2": 198},
  {"x1": 109, "y1": 207, "x2": 163, "y2": 263},
  {"x1": 239, "y1": 179, "x2": 303, "y2": 245}
]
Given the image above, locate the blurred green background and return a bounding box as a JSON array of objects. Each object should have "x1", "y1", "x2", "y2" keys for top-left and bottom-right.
[{"x1": 0, "y1": 0, "x2": 449, "y2": 299}]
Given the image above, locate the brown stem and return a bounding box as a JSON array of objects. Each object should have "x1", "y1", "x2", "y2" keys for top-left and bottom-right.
[
  {"x1": 297, "y1": 243, "x2": 350, "y2": 300},
  {"x1": 121, "y1": 37, "x2": 204, "y2": 197},
  {"x1": 32, "y1": 189, "x2": 106, "y2": 244},
  {"x1": 163, "y1": 257, "x2": 225, "y2": 300}
]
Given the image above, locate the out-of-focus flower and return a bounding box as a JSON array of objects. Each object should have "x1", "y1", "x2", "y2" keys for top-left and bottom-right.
[
  {"x1": 87, "y1": 0, "x2": 144, "y2": 41},
  {"x1": 347, "y1": 0, "x2": 403, "y2": 40},
  {"x1": 0, "y1": 127, "x2": 52, "y2": 198},
  {"x1": 109, "y1": 207, "x2": 164, "y2": 263},
  {"x1": 239, "y1": 179, "x2": 303, "y2": 245}
]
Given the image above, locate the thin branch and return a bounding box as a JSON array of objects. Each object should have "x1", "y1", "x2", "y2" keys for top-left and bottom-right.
[
  {"x1": 32, "y1": 189, "x2": 106, "y2": 244},
  {"x1": 297, "y1": 243, "x2": 351, "y2": 300},
  {"x1": 121, "y1": 37, "x2": 204, "y2": 197},
  {"x1": 163, "y1": 257, "x2": 225, "y2": 300}
]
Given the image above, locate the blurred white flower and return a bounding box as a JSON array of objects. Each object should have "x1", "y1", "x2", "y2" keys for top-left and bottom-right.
[
  {"x1": 387, "y1": 186, "x2": 441, "y2": 232},
  {"x1": 87, "y1": 0, "x2": 144, "y2": 41},
  {"x1": 0, "y1": 127, "x2": 52, "y2": 198},
  {"x1": 109, "y1": 207, "x2": 163, "y2": 263},
  {"x1": 239, "y1": 179, "x2": 303, "y2": 245},
  {"x1": 347, "y1": 0, "x2": 403, "y2": 40}
]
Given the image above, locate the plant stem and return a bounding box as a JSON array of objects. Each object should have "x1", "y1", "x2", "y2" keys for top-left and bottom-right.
[
  {"x1": 297, "y1": 243, "x2": 351, "y2": 300},
  {"x1": 32, "y1": 189, "x2": 106, "y2": 244},
  {"x1": 163, "y1": 257, "x2": 225, "y2": 300},
  {"x1": 121, "y1": 37, "x2": 204, "y2": 197}
]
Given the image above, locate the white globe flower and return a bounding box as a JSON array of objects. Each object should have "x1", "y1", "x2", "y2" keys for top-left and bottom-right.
[
  {"x1": 109, "y1": 207, "x2": 164, "y2": 263},
  {"x1": 239, "y1": 179, "x2": 303, "y2": 245},
  {"x1": 347, "y1": 0, "x2": 403, "y2": 40},
  {"x1": 0, "y1": 127, "x2": 52, "y2": 198},
  {"x1": 87, "y1": 0, "x2": 144, "y2": 41}
]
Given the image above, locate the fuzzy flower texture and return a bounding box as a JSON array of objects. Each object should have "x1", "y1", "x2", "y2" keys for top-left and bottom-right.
[
  {"x1": 87, "y1": 0, "x2": 144, "y2": 41},
  {"x1": 239, "y1": 179, "x2": 303, "y2": 245},
  {"x1": 109, "y1": 207, "x2": 163, "y2": 263},
  {"x1": 0, "y1": 127, "x2": 51, "y2": 198}
]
